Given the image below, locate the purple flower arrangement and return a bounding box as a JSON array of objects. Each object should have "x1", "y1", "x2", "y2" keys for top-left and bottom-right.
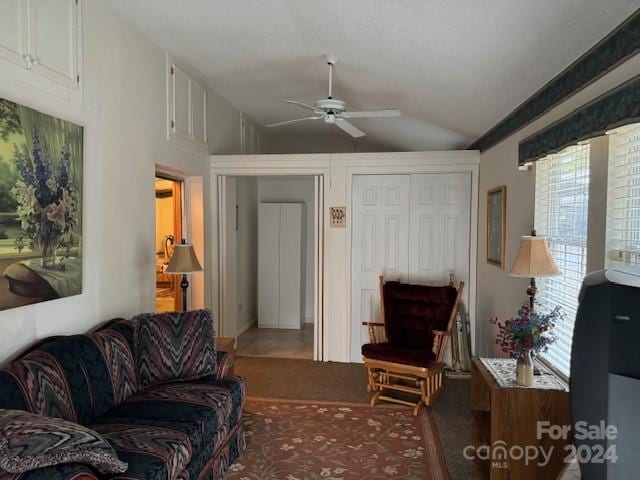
[
  {"x1": 490, "y1": 303, "x2": 561, "y2": 359},
  {"x1": 11, "y1": 127, "x2": 78, "y2": 268}
]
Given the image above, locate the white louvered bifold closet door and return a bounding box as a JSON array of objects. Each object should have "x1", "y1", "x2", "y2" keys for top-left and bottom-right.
[{"x1": 350, "y1": 173, "x2": 471, "y2": 363}]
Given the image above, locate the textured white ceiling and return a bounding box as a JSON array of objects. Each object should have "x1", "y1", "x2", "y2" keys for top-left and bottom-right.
[{"x1": 104, "y1": 0, "x2": 639, "y2": 151}]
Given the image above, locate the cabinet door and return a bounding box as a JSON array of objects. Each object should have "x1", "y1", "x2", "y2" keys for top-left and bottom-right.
[
  {"x1": 279, "y1": 204, "x2": 303, "y2": 329},
  {"x1": 171, "y1": 64, "x2": 192, "y2": 140},
  {"x1": 27, "y1": 0, "x2": 79, "y2": 89},
  {"x1": 258, "y1": 204, "x2": 280, "y2": 328},
  {"x1": 0, "y1": 0, "x2": 27, "y2": 67},
  {"x1": 190, "y1": 79, "x2": 207, "y2": 145}
]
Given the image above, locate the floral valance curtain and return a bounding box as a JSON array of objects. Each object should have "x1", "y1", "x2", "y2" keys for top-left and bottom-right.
[{"x1": 518, "y1": 75, "x2": 640, "y2": 166}]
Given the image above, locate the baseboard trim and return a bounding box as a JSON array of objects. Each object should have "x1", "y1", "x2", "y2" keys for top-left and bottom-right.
[
  {"x1": 304, "y1": 316, "x2": 314, "y2": 324},
  {"x1": 237, "y1": 320, "x2": 255, "y2": 336}
]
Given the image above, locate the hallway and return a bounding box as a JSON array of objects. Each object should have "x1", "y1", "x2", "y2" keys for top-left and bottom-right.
[{"x1": 236, "y1": 324, "x2": 313, "y2": 360}]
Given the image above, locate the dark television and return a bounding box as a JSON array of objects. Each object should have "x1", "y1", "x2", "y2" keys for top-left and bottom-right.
[{"x1": 570, "y1": 266, "x2": 640, "y2": 479}]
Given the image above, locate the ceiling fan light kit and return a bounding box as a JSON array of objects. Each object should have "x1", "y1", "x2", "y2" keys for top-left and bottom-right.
[{"x1": 266, "y1": 55, "x2": 402, "y2": 138}]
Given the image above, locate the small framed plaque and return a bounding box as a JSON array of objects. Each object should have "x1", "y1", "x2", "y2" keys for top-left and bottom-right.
[{"x1": 330, "y1": 207, "x2": 346, "y2": 228}]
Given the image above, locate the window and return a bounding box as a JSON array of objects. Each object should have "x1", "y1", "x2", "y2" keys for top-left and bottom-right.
[
  {"x1": 606, "y1": 122, "x2": 640, "y2": 267},
  {"x1": 534, "y1": 144, "x2": 590, "y2": 377}
]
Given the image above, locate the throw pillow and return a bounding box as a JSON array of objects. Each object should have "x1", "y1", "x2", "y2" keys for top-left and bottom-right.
[
  {"x1": 133, "y1": 309, "x2": 216, "y2": 389},
  {"x1": 0, "y1": 409, "x2": 127, "y2": 474}
]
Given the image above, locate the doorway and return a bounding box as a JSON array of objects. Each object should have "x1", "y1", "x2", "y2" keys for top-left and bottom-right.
[
  {"x1": 218, "y1": 175, "x2": 324, "y2": 360},
  {"x1": 155, "y1": 176, "x2": 183, "y2": 312}
]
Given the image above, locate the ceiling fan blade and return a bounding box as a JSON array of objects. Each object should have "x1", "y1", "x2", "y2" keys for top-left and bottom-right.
[
  {"x1": 335, "y1": 118, "x2": 366, "y2": 138},
  {"x1": 266, "y1": 116, "x2": 323, "y2": 128},
  {"x1": 284, "y1": 100, "x2": 322, "y2": 113},
  {"x1": 341, "y1": 109, "x2": 402, "y2": 119}
]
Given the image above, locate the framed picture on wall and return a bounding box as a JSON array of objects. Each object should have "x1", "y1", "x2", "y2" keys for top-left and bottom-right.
[
  {"x1": 487, "y1": 186, "x2": 506, "y2": 267},
  {"x1": 0, "y1": 96, "x2": 83, "y2": 312}
]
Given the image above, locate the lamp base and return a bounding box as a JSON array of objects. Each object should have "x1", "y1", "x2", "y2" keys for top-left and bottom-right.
[
  {"x1": 180, "y1": 274, "x2": 189, "y2": 312},
  {"x1": 527, "y1": 277, "x2": 537, "y2": 311}
]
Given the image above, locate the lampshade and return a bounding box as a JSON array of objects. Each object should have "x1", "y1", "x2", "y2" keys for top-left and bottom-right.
[
  {"x1": 165, "y1": 243, "x2": 203, "y2": 274},
  {"x1": 510, "y1": 235, "x2": 561, "y2": 278}
]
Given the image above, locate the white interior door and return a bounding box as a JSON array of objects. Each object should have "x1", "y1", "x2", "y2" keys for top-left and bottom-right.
[
  {"x1": 350, "y1": 175, "x2": 410, "y2": 362},
  {"x1": 278, "y1": 204, "x2": 304, "y2": 329},
  {"x1": 409, "y1": 173, "x2": 471, "y2": 288},
  {"x1": 350, "y1": 173, "x2": 472, "y2": 362},
  {"x1": 257, "y1": 203, "x2": 280, "y2": 328}
]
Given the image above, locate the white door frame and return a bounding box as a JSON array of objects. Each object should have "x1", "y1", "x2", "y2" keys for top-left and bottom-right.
[
  {"x1": 155, "y1": 166, "x2": 206, "y2": 312},
  {"x1": 211, "y1": 156, "x2": 330, "y2": 361},
  {"x1": 210, "y1": 152, "x2": 479, "y2": 362}
]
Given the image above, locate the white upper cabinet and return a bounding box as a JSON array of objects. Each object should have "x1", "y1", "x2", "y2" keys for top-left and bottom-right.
[
  {"x1": 27, "y1": 0, "x2": 79, "y2": 89},
  {"x1": 169, "y1": 62, "x2": 208, "y2": 149},
  {"x1": 240, "y1": 114, "x2": 260, "y2": 154},
  {"x1": 0, "y1": 1, "x2": 27, "y2": 67},
  {"x1": 0, "y1": 0, "x2": 80, "y2": 91},
  {"x1": 190, "y1": 80, "x2": 207, "y2": 145},
  {"x1": 171, "y1": 64, "x2": 192, "y2": 140}
]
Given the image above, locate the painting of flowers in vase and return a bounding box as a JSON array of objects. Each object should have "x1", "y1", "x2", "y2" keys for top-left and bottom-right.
[{"x1": 0, "y1": 97, "x2": 82, "y2": 311}]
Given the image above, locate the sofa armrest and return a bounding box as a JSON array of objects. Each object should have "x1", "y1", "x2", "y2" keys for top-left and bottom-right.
[
  {"x1": 0, "y1": 463, "x2": 99, "y2": 480},
  {"x1": 215, "y1": 350, "x2": 235, "y2": 380}
]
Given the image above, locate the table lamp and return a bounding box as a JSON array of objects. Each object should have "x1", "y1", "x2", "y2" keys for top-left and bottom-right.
[
  {"x1": 510, "y1": 232, "x2": 560, "y2": 310},
  {"x1": 165, "y1": 239, "x2": 203, "y2": 312}
]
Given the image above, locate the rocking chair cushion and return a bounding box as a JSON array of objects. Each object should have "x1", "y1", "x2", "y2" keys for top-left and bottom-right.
[
  {"x1": 383, "y1": 282, "x2": 457, "y2": 351},
  {"x1": 361, "y1": 342, "x2": 437, "y2": 369}
]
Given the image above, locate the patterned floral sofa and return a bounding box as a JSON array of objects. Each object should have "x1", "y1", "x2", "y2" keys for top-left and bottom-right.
[{"x1": 0, "y1": 318, "x2": 245, "y2": 480}]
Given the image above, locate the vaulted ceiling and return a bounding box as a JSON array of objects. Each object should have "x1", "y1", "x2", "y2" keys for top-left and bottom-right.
[{"x1": 104, "y1": 0, "x2": 639, "y2": 151}]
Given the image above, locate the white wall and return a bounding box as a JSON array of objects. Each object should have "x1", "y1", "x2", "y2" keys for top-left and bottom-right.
[
  {"x1": 236, "y1": 176, "x2": 258, "y2": 333},
  {"x1": 258, "y1": 176, "x2": 315, "y2": 322},
  {"x1": 272, "y1": 133, "x2": 391, "y2": 154},
  {"x1": 476, "y1": 53, "x2": 640, "y2": 356},
  {"x1": 0, "y1": 1, "x2": 271, "y2": 362}
]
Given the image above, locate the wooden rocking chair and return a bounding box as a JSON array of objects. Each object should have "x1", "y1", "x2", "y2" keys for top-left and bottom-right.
[{"x1": 362, "y1": 275, "x2": 464, "y2": 415}]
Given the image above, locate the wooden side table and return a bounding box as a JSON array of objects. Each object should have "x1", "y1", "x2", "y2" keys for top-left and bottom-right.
[{"x1": 470, "y1": 358, "x2": 571, "y2": 479}]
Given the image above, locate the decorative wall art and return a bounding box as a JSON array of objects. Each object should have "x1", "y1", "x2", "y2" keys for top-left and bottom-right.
[
  {"x1": 330, "y1": 207, "x2": 346, "y2": 228},
  {"x1": 486, "y1": 186, "x2": 506, "y2": 267},
  {"x1": 0, "y1": 97, "x2": 83, "y2": 311}
]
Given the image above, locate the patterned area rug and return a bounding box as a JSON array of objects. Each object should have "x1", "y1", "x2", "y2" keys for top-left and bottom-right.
[{"x1": 226, "y1": 397, "x2": 449, "y2": 480}]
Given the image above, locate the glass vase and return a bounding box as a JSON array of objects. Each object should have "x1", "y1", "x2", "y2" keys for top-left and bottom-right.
[
  {"x1": 516, "y1": 350, "x2": 534, "y2": 387},
  {"x1": 40, "y1": 236, "x2": 59, "y2": 269}
]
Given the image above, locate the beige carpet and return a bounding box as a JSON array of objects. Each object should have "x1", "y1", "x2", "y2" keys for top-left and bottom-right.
[
  {"x1": 233, "y1": 356, "x2": 480, "y2": 479},
  {"x1": 236, "y1": 326, "x2": 313, "y2": 360}
]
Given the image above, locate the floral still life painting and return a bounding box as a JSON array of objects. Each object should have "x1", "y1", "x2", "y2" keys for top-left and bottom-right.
[{"x1": 0, "y1": 97, "x2": 83, "y2": 311}]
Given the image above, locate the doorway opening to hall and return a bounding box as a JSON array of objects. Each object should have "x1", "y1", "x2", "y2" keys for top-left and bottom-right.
[
  {"x1": 154, "y1": 176, "x2": 183, "y2": 312},
  {"x1": 219, "y1": 175, "x2": 323, "y2": 360}
]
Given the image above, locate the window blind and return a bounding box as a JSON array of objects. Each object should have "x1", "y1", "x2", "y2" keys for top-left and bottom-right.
[
  {"x1": 606, "y1": 122, "x2": 640, "y2": 267},
  {"x1": 534, "y1": 144, "x2": 590, "y2": 377}
]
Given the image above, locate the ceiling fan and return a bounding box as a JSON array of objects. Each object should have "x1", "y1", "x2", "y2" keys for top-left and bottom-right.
[{"x1": 266, "y1": 55, "x2": 401, "y2": 138}]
